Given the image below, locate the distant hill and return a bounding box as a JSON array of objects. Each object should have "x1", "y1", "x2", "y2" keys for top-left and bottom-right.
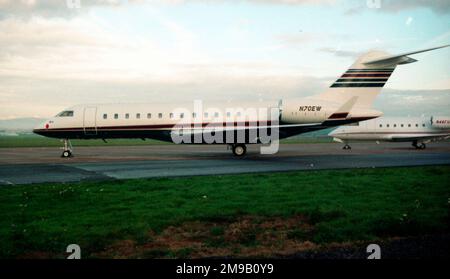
[{"x1": 0, "y1": 118, "x2": 45, "y2": 132}]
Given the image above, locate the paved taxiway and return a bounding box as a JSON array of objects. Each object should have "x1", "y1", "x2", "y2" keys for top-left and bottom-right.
[{"x1": 0, "y1": 142, "x2": 449, "y2": 185}]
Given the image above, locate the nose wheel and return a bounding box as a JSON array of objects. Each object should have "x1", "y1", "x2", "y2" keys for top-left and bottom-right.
[
  {"x1": 61, "y1": 139, "x2": 73, "y2": 158},
  {"x1": 231, "y1": 144, "x2": 247, "y2": 156},
  {"x1": 62, "y1": 150, "x2": 72, "y2": 158}
]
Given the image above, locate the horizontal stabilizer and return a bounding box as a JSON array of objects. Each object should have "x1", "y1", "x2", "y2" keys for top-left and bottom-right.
[{"x1": 363, "y1": 44, "x2": 450, "y2": 67}]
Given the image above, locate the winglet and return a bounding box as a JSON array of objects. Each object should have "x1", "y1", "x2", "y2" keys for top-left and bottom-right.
[{"x1": 363, "y1": 44, "x2": 450, "y2": 67}]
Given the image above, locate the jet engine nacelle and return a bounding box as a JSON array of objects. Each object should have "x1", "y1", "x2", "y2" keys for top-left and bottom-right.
[{"x1": 431, "y1": 116, "x2": 450, "y2": 129}]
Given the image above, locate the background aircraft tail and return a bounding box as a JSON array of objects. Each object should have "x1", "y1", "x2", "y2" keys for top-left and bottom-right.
[{"x1": 313, "y1": 45, "x2": 449, "y2": 109}]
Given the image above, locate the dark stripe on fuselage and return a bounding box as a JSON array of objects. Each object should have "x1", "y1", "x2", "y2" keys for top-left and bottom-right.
[
  {"x1": 347, "y1": 69, "x2": 394, "y2": 72},
  {"x1": 328, "y1": 112, "x2": 349, "y2": 119},
  {"x1": 335, "y1": 78, "x2": 388, "y2": 83},
  {"x1": 342, "y1": 74, "x2": 391, "y2": 78},
  {"x1": 35, "y1": 121, "x2": 275, "y2": 132},
  {"x1": 330, "y1": 83, "x2": 385, "y2": 88},
  {"x1": 33, "y1": 117, "x2": 377, "y2": 142}
]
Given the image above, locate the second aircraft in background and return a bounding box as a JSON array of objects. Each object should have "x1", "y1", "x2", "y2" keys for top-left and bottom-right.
[{"x1": 329, "y1": 116, "x2": 450, "y2": 150}]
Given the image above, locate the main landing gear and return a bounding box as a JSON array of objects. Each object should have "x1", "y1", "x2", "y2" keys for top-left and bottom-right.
[
  {"x1": 230, "y1": 144, "x2": 247, "y2": 156},
  {"x1": 343, "y1": 144, "x2": 351, "y2": 150},
  {"x1": 61, "y1": 139, "x2": 73, "y2": 158},
  {"x1": 412, "y1": 141, "x2": 426, "y2": 150}
]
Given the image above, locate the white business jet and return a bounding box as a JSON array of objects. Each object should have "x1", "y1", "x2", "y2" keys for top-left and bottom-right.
[
  {"x1": 33, "y1": 45, "x2": 449, "y2": 157},
  {"x1": 329, "y1": 116, "x2": 450, "y2": 149}
]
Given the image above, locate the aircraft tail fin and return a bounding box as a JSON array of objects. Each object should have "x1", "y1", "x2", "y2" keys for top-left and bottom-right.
[{"x1": 313, "y1": 45, "x2": 449, "y2": 109}]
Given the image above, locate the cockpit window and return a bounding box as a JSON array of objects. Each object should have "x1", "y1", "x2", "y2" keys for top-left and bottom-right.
[{"x1": 56, "y1": 111, "x2": 74, "y2": 117}]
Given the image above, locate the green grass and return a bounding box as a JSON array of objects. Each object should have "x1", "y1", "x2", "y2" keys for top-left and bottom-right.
[{"x1": 0, "y1": 166, "x2": 448, "y2": 258}]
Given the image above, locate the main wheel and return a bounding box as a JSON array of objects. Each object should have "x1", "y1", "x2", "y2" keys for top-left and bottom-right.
[
  {"x1": 232, "y1": 144, "x2": 247, "y2": 156},
  {"x1": 61, "y1": 150, "x2": 72, "y2": 158},
  {"x1": 419, "y1": 143, "x2": 426, "y2": 149},
  {"x1": 343, "y1": 144, "x2": 351, "y2": 150}
]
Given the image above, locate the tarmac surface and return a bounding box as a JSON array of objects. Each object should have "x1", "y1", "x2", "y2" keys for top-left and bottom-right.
[{"x1": 0, "y1": 142, "x2": 449, "y2": 185}]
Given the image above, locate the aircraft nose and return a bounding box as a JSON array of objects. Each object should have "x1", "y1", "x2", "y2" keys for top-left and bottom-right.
[
  {"x1": 33, "y1": 121, "x2": 50, "y2": 136},
  {"x1": 328, "y1": 129, "x2": 338, "y2": 136}
]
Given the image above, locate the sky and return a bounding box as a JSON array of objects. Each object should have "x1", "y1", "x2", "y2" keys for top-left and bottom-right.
[{"x1": 0, "y1": 0, "x2": 449, "y2": 119}]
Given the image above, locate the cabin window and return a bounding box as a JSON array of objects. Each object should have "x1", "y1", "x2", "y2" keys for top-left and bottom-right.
[
  {"x1": 158, "y1": 113, "x2": 162, "y2": 119},
  {"x1": 214, "y1": 112, "x2": 219, "y2": 118},
  {"x1": 237, "y1": 111, "x2": 242, "y2": 117},
  {"x1": 169, "y1": 113, "x2": 174, "y2": 119},
  {"x1": 422, "y1": 124, "x2": 426, "y2": 127},
  {"x1": 147, "y1": 113, "x2": 151, "y2": 119},
  {"x1": 393, "y1": 124, "x2": 397, "y2": 127},
  {"x1": 204, "y1": 112, "x2": 208, "y2": 118},
  {"x1": 103, "y1": 114, "x2": 107, "y2": 119},
  {"x1": 125, "y1": 113, "x2": 130, "y2": 119},
  {"x1": 180, "y1": 113, "x2": 184, "y2": 119},
  {"x1": 114, "y1": 113, "x2": 118, "y2": 119},
  {"x1": 401, "y1": 124, "x2": 404, "y2": 127},
  {"x1": 408, "y1": 124, "x2": 411, "y2": 127},
  {"x1": 192, "y1": 112, "x2": 197, "y2": 118},
  {"x1": 415, "y1": 124, "x2": 419, "y2": 127},
  {"x1": 386, "y1": 124, "x2": 390, "y2": 127},
  {"x1": 227, "y1": 112, "x2": 231, "y2": 118},
  {"x1": 57, "y1": 110, "x2": 74, "y2": 117},
  {"x1": 379, "y1": 124, "x2": 382, "y2": 128},
  {"x1": 136, "y1": 113, "x2": 141, "y2": 119}
]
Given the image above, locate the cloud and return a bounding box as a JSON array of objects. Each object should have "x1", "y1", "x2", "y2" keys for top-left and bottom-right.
[
  {"x1": 276, "y1": 32, "x2": 319, "y2": 47},
  {"x1": 147, "y1": 0, "x2": 336, "y2": 5},
  {"x1": 379, "y1": 0, "x2": 450, "y2": 14},
  {"x1": 346, "y1": 0, "x2": 450, "y2": 15},
  {"x1": 319, "y1": 47, "x2": 363, "y2": 58},
  {"x1": 0, "y1": 0, "x2": 448, "y2": 120},
  {"x1": 0, "y1": 15, "x2": 206, "y2": 82},
  {"x1": 0, "y1": 73, "x2": 326, "y2": 119},
  {"x1": 0, "y1": 14, "x2": 326, "y2": 119},
  {"x1": 0, "y1": 0, "x2": 127, "y2": 19},
  {"x1": 227, "y1": 0, "x2": 336, "y2": 4},
  {"x1": 1, "y1": 72, "x2": 448, "y2": 120},
  {"x1": 373, "y1": 89, "x2": 450, "y2": 117}
]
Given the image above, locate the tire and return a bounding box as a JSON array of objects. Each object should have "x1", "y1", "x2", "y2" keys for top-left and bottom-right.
[
  {"x1": 62, "y1": 150, "x2": 71, "y2": 158},
  {"x1": 232, "y1": 144, "x2": 246, "y2": 156}
]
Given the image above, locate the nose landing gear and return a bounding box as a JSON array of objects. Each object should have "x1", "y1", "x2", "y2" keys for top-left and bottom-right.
[{"x1": 61, "y1": 139, "x2": 73, "y2": 158}]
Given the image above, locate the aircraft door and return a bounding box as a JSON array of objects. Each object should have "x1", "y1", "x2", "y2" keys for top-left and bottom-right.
[{"x1": 83, "y1": 107, "x2": 97, "y2": 135}]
